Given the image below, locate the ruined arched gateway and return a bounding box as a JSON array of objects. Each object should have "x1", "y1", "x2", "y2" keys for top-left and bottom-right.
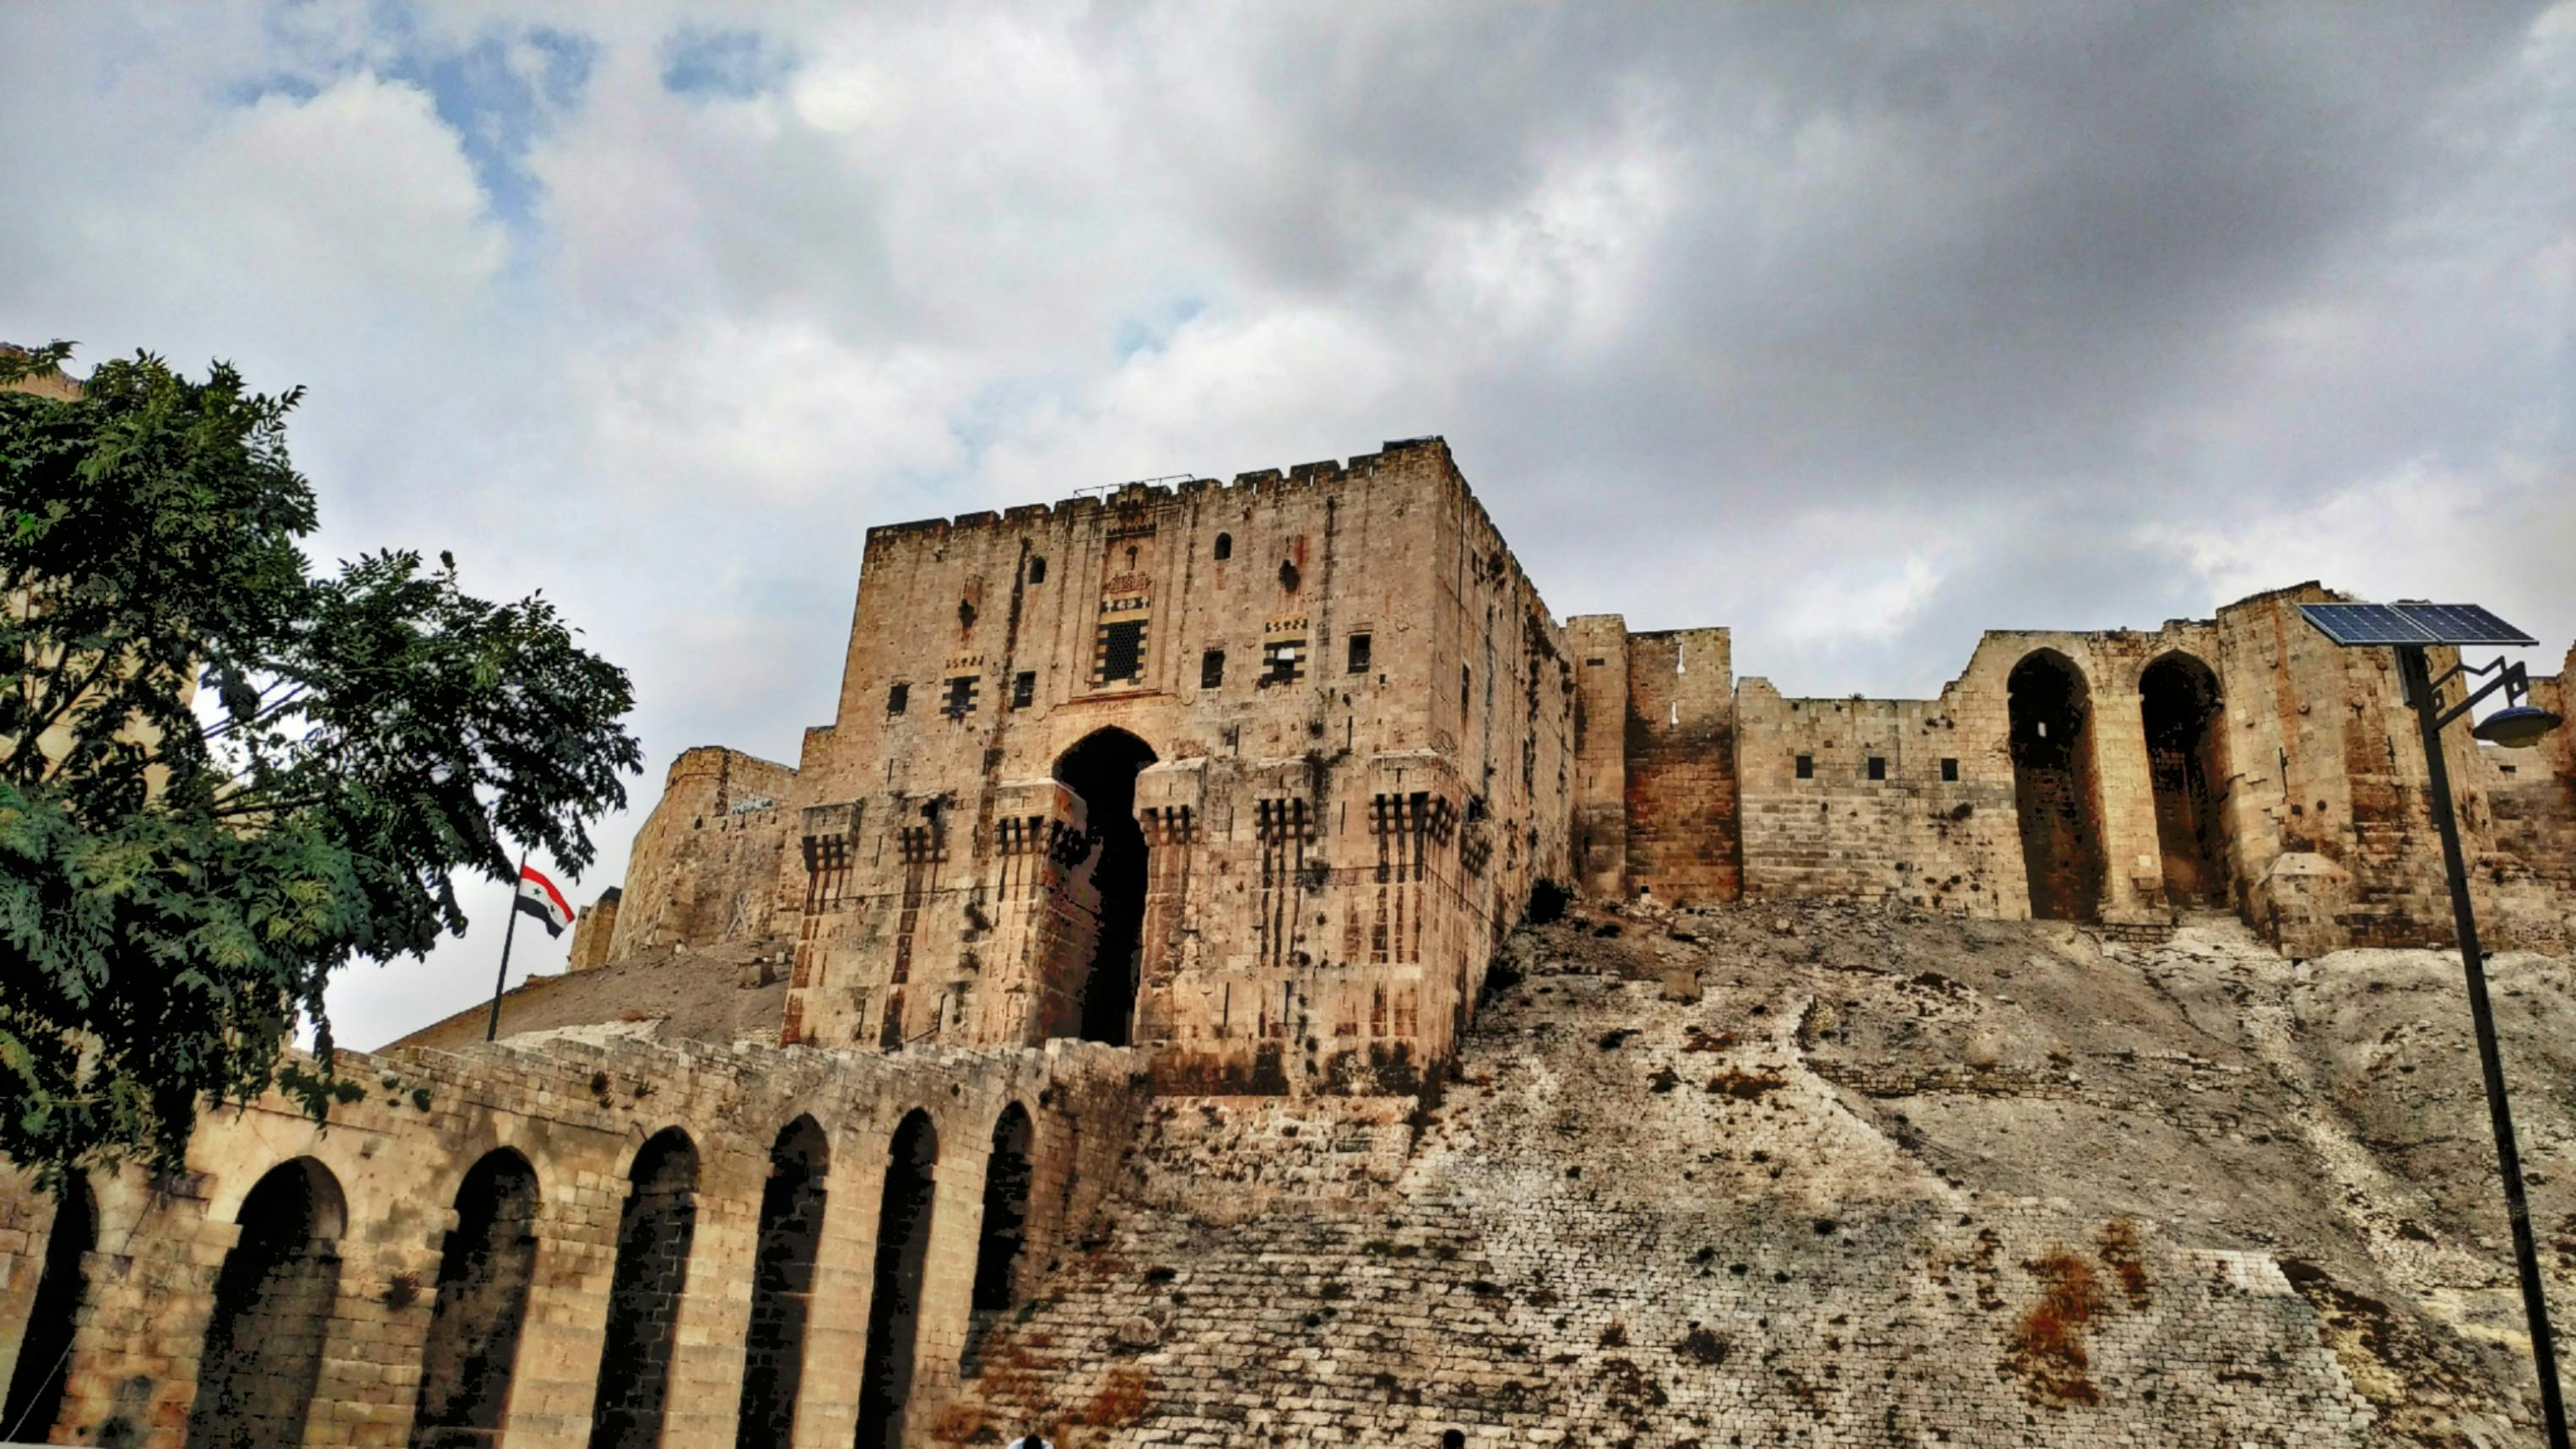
[{"x1": 4, "y1": 436, "x2": 2571, "y2": 1447}]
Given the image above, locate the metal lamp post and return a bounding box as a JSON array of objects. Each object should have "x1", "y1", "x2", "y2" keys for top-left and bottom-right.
[{"x1": 2300, "y1": 601, "x2": 2568, "y2": 1449}]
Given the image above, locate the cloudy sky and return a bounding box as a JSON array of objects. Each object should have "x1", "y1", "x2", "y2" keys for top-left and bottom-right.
[{"x1": 5, "y1": 2, "x2": 2569, "y2": 1050}]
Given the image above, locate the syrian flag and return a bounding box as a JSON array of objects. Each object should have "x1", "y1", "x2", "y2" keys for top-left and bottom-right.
[{"x1": 515, "y1": 865, "x2": 575, "y2": 938}]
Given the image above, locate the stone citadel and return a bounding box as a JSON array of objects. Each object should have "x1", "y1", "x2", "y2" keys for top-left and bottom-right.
[{"x1": 3, "y1": 438, "x2": 2572, "y2": 1446}]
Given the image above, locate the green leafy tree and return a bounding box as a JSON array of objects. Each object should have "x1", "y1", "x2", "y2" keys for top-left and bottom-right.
[{"x1": 0, "y1": 344, "x2": 641, "y2": 1182}]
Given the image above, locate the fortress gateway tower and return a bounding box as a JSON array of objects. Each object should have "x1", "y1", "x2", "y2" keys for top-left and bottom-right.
[{"x1": 636, "y1": 439, "x2": 1577, "y2": 1095}]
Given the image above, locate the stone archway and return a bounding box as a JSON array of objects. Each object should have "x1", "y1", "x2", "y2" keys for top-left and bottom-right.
[
  {"x1": 737, "y1": 1116, "x2": 830, "y2": 1449},
  {"x1": 411, "y1": 1149, "x2": 540, "y2": 1449},
  {"x1": 2008, "y1": 650, "x2": 2108, "y2": 923},
  {"x1": 971, "y1": 1104, "x2": 1035, "y2": 1318},
  {"x1": 856, "y1": 1111, "x2": 939, "y2": 1449},
  {"x1": 2140, "y1": 652, "x2": 2232, "y2": 908},
  {"x1": 1054, "y1": 727, "x2": 1157, "y2": 1045},
  {"x1": 186, "y1": 1158, "x2": 347, "y2": 1449},
  {"x1": 3, "y1": 1177, "x2": 94, "y2": 1444},
  {"x1": 588, "y1": 1130, "x2": 699, "y2": 1449}
]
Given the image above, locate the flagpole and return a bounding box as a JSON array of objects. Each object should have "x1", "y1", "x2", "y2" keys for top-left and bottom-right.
[{"x1": 486, "y1": 846, "x2": 526, "y2": 1043}]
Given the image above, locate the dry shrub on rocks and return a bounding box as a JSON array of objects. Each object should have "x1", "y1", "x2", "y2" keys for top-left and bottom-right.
[
  {"x1": 2097, "y1": 1218, "x2": 2150, "y2": 1307},
  {"x1": 2007, "y1": 1249, "x2": 2107, "y2": 1404},
  {"x1": 1706, "y1": 1068, "x2": 1786, "y2": 1100},
  {"x1": 1083, "y1": 1365, "x2": 1151, "y2": 1430}
]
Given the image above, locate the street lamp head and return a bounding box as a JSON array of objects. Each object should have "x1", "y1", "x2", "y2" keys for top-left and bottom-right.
[{"x1": 2472, "y1": 705, "x2": 2564, "y2": 749}]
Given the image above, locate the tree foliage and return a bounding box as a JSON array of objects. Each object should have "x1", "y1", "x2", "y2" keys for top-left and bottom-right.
[{"x1": 0, "y1": 344, "x2": 641, "y2": 1182}]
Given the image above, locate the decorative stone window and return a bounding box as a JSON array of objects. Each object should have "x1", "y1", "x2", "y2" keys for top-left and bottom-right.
[
  {"x1": 1201, "y1": 649, "x2": 1226, "y2": 689},
  {"x1": 886, "y1": 683, "x2": 909, "y2": 716},
  {"x1": 1260, "y1": 638, "x2": 1304, "y2": 686},
  {"x1": 1096, "y1": 619, "x2": 1147, "y2": 684},
  {"x1": 943, "y1": 676, "x2": 980, "y2": 717},
  {"x1": 1346, "y1": 632, "x2": 1372, "y2": 674}
]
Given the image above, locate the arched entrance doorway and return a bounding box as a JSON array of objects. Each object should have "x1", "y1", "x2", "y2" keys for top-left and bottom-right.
[
  {"x1": 3, "y1": 1178, "x2": 93, "y2": 1445},
  {"x1": 2140, "y1": 652, "x2": 2232, "y2": 908},
  {"x1": 856, "y1": 1111, "x2": 939, "y2": 1449},
  {"x1": 2008, "y1": 651, "x2": 2107, "y2": 922},
  {"x1": 1053, "y1": 728, "x2": 1156, "y2": 1045},
  {"x1": 411, "y1": 1149, "x2": 540, "y2": 1449},
  {"x1": 186, "y1": 1158, "x2": 346, "y2": 1449}
]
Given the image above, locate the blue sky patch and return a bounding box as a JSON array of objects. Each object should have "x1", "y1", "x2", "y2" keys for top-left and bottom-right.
[{"x1": 661, "y1": 28, "x2": 793, "y2": 101}]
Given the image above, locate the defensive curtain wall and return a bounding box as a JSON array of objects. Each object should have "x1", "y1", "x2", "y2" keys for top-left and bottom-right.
[
  {"x1": 594, "y1": 439, "x2": 2574, "y2": 1064},
  {"x1": 0, "y1": 1038, "x2": 1140, "y2": 1449}
]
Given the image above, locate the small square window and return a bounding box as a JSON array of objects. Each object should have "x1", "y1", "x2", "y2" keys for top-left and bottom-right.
[
  {"x1": 1940, "y1": 757, "x2": 1959, "y2": 782},
  {"x1": 1794, "y1": 754, "x2": 1814, "y2": 780},
  {"x1": 1201, "y1": 649, "x2": 1226, "y2": 689},
  {"x1": 943, "y1": 675, "x2": 980, "y2": 717},
  {"x1": 1026, "y1": 556, "x2": 1047, "y2": 585},
  {"x1": 1347, "y1": 632, "x2": 1372, "y2": 674},
  {"x1": 886, "y1": 683, "x2": 909, "y2": 716},
  {"x1": 1012, "y1": 671, "x2": 1036, "y2": 708},
  {"x1": 1867, "y1": 756, "x2": 1886, "y2": 781}
]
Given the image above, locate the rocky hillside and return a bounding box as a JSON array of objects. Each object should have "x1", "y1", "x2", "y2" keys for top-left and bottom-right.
[
  {"x1": 936, "y1": 898, "x2": 2575, "y2": 1447},
  {"x1": 379, "y1": 936, "x2": 791, "y2": 1053}
]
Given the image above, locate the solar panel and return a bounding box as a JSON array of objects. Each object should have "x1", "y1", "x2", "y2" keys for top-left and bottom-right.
[{"x1": 2299, "y1": 602, "x2": 2537, "y2": 648}]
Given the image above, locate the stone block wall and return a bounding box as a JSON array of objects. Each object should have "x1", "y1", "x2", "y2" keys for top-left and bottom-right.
[
  {"x1": 1735, "y1": 682, "x2": 2021, "y2": 911},
  {"x1": 765, "y1": 438, "x2": 1574, "y2": 1098},
  {"x1": 0, "y1": 1037, "x2": 1142, "y2": 1449},
  {"x1": 604, "y1": 748, "x2": 798, "y2": 960},
  {"x1": 1620, "y1": 628, "x2": 1740, "y2": 904},
  {"x1": 1564, "y1": 615, "x2": 1631, "y2": 899},
  {"x1": 566, "y1": 888, "x2": 620, "y2": 971}
]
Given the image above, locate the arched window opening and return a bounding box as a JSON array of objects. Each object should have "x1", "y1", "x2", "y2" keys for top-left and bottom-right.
[
  {"x1": 2008, "y1": 651, "x2": 2107, "y2": 923},
  {"x1": 411, "y1": 1150, "x2": 540, "y2": 1449},
  {"x1": 587, "y1": 1130, "x2": 699, "y2": 1449},
  {"x1": 3, "y1": 1178, "x2": 95, "y2": 1444},
  {"x1": 2140, "y1": 652, "x2": 2232, "y2": 909},
  {"x1": 966, "y1": 1104, "x2": 1036, "y2": 1367},
  {"x1": 736, "y1": 1117, "x2": 830, "y2": 1449},
  {"x1": 1053, "y1": 728, "x2": 1157, "y2": 1045},
  {"x1": 1212, "y1": 532, "x2": 1232, "y2": 561},
  {"x1": 185, "y1": 1159, "x2": 347, "y2": 1449},
  {"x1": 856, "y1": 1111, "x2": 939, "y2": 1449}
]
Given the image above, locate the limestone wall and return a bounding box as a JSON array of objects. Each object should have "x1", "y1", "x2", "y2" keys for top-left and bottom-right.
[
  {"x1": 566, "y1": 888, "x2": 620, "y2": 971},
  {"x1": 1565, "y1": 614, "x2": 1631, "y2": 899},
  {"x1": 1620, "y1": 628, "x2": 1740, "y2": 904},
  {"x1": 775, "y1": 439, "x2": 1574, "y2": 1097},
  {"x1": 604, "y1": 747, "x2": 798, "y2": 961},
  {"x1": 1735, "y1": 680, "x2": 2021, "y2": 910},
  {"x1": 0, "y1": 1037, "x2": 1142, "y2": 1449},
  {"x1": 2478, "y1": 643, "x2": 2576, "y2": 949}
]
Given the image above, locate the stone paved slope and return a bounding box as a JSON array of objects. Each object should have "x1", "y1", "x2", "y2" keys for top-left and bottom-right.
[
  {"x1": 935, "y1": 898, "x2": 2574, "y2": 1446},
  {"x1": 379, "y1": 936, "x2": 790, "y2": 1052}
]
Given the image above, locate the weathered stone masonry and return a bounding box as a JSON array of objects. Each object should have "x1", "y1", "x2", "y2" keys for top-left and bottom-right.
[
  {"x1": 0, "y1": 1040, "x2": 1139, "y2": 1448},
  {"x1": 596, "y1": 439, "x2": 2571, "y2": 1086},
  {"x1": 3, "y1": 434, "x2": 2569, "y2": 1447}
]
